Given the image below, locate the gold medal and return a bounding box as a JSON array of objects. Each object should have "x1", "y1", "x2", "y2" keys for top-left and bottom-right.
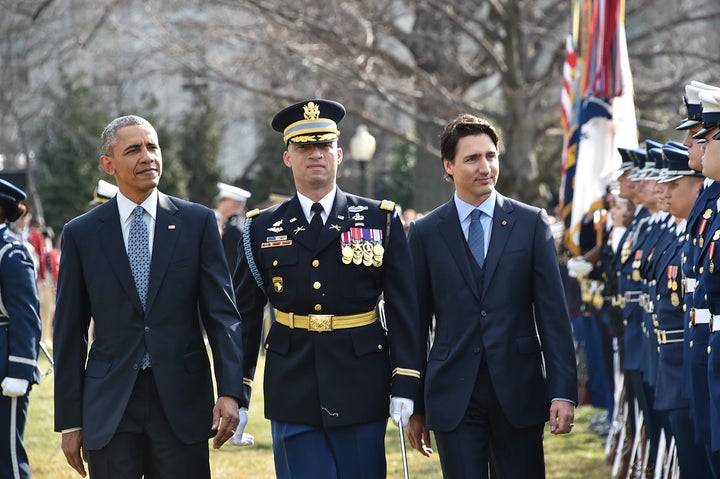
[
  {"x1": 342, "y1": 255, "x2": 352, "y2": 265},
  {"x1": 667, "y1": 278, "x2": 673, "y2": 289},
  {"x1": 700, "y1": 236, "x2": 705, "y2": 248},
  {"x1": 632, "y1": 270, "x2": 641, "y2": 281},
  {"x1": 373, "y1": 243, "x2": 384, "y2": 256},
  {"x1": 672, "y1": 280, "x2": 678, "y2": 291},
  {"x1": 363, "y1": 257, "x2": 373, "y2": 266},
  {"x1": 352, "y1": 255, "x2": 362, "y2": 265},
  {"x1": 342, "y1": 245, "x2": 353, "y2": 259},
  {"x1": 373, "y1": 258, "x2": 383, "y2": 267},
  {"x1": 704, "y1": 208, "x2": 713, "y2": 220},
  {"x1": 671, "y1": 292, "x2": 680, "y2": 307}
]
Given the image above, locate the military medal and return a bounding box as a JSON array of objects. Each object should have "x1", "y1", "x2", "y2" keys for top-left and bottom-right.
[
  {"x1": 711, "y1": 241, "x2": 717, "y2": 274},
  {"x1": 671, "y1": 292, "x2": 680, "y2": 307},
  {"x1": 632, "y1": 250, "x2": 642, "y2": 281},
  {"x1": 699, "y1": 219, "x2": 709, "y2": 248}
]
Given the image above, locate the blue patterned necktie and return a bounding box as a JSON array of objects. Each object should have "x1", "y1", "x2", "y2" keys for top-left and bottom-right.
[
  {"x1": 468, "y1": 209, "x2": 485, "y2": 267},
  {"x1": 128, "y1": 205, "x2": 151, "y2": 369}
]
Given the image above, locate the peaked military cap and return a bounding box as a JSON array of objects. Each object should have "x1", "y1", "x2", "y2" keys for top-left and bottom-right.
[
  {"x1": 271, "y1": 99, "x2": 346, "y2": 145},
  {"x1": 658, "y1": 145, "x2": 703, "y2": 183},
  {"x1": 217, "y1": 182, "x2": 251, "y2": 202},
  {"x1": 0, "y1": 178, "x2": 27, "y2": 206},
  {"x1": 693, "y1": 88, "x2": 720, "y2": 140},
  {"x1": 90, "y1": 179, "x2": 118, "y2": 206},
  {"x1": 677, "y1": 84, "x2": 705, "y2": 130}
]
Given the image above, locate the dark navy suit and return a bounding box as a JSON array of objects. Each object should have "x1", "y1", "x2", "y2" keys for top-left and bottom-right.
[
  {"x1": 53, "y1": 194, "x2": 244, "y2": 471},
  {"x1": 408, "y1": 194, "x2": 577, "y2": 478},
  {"x1": 0, "y1": 224, "x2": 41, "y2": 479}
]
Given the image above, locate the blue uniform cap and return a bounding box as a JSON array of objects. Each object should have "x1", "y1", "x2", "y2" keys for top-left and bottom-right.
[
  {"x1": 0, "y1": 178, "x2": 27, "y2": 206},
  {"x1": 657, "y1": 145, "x2": 703, "y2": 183}
]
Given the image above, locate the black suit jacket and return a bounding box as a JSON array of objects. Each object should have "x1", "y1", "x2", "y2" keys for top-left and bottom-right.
[
  {"x1": 53, "y1": 193, "x2": 244, "y2": 450},
  {"x1": 408, "y1": 194, "x2": 577, "y2": 431}
]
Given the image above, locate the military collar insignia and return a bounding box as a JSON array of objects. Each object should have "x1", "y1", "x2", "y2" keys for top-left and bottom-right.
[
  {"x1": 293, "y1": 225, "x2": 306, "y2": 235},
  {"x1": 330, "y1": 224, "x2": 342, "y2": 231}
]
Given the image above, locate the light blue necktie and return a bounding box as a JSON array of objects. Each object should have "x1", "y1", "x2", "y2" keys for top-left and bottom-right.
[
  {"x1": 128, "y1": 205, "x2": 151, "y2": 369},
  {"x1": 468, "y1": 209, "x2": 485, "y2": 267}
]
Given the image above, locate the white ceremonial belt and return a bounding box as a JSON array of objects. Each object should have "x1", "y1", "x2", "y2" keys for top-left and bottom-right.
[
  {"x1": 683, "y1": 277, "x2": 696, "y2": 294},
  {"x1": 691, "y1": 308, "x2": 711, "y2": 325},
  {"x1": 712, "y1": 315, "x2": 720, "y2": 333},
  {"x1": 0, "y1": 321, "x2": 7, "y2": 326}
]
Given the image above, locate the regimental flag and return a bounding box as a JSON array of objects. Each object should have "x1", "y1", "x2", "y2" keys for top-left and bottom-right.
[{"x1": 558, "y1": 0, "x2": 638, "y2": 255}]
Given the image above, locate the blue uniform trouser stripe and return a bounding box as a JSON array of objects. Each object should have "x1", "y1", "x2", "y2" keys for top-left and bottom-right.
[
  {"x1": 1, "y1": 394, "x2": 30, "y2": 479},
  {"x1": 271, "y1": 419, "x2": 386, "y2": 479}
]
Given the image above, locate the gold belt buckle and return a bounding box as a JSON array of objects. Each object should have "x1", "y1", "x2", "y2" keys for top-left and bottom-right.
[
  {"x1": 308, "y1": 314, "x2": 334, "y2": 332},
  {"x1": 690, "y1": 309, "x2": 696, "y2": 327}
]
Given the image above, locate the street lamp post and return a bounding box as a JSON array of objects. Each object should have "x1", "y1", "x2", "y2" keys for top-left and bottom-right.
[{"x1": 350, "y1": 124, "x2": 376, "y2": 197}]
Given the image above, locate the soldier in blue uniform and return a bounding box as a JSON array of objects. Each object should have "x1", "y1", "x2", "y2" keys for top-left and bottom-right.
[
  {"x1": 682, "y1": 83, "x2": 720, "y2": 477},
  {"x1": 694, "y1": 88, "x2": 720, "y2": 468},
  {"x1": 652, "y1": 144, "x2": 712, "y2": 476},
  {"x1": 233, "y1": 99, "x2": 422, "y2": 478},
  {"x1": 0, "y1": 179, "x2": 41, "y2": 479}
]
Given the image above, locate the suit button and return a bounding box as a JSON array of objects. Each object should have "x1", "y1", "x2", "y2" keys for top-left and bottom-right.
[
  {"x1": 709, "y1": 346, "x2": 713, "y2": 355},
  {"x1": 265, "y1": 344, "x2": 269, "y2": 350},
  {"x1": 481, "y1": 310, "x2": 487, "y2": 317},
  {"x1": 273, "y1": 260, "x2": 278, "y2": 267},
  {"x1": 312, "y1": 260, "x2": 320, "y2": 267},
  {"x1": 683, "y1": 304, "x2": 687, "y2": 312},
  {"x1": 689, "y1": 340, "x2": 694, "y2": 349},
  {"x1": 473, "y1": 347, "x2": 481, "y2": 354},
  {"x1": 313, "y1": 281, "x2": 321, "y2": 290},
  {"x1": 144, "y1": 326, "x2": 150, "y2": 332},
  {"x1": 377, "y1": 344, "x2": 383, "y2": 350},
  {"x1": 314, "y1": 304, "x2": 322, "y2": 311},
  {"x1": 132, "y1": 363, "x2": 139, "y2": 370}
]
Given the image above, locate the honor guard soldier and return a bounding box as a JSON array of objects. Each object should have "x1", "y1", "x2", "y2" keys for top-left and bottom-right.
[
  {"x1": 652, "y1": 144, "x2": 713, "y2": 477},
  {"x1": 0, "y1": 179, "x2": 41, "y2": 479},
  {"x1": 233, "y1": 99, "x2": 423, "y2": 478},
  {"x1": 615, "y1": 145, "x2": 654, "y2": 473},
  {"x1": 682, "y1": 83, "x2": 720, "y2": 476},
  {"x1": 694, "y1": 88, "x2": 720, "y2": 468},
  {"x1": 216, "y1": 182, "x2": 251, "y2": 272}
]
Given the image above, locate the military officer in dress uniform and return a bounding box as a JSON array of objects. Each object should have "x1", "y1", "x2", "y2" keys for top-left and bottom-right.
[
  {"x1": 652, "y1": 144, "x2": 712, "y2": 477},
  {"x1": 216, "y1": 182, "x2": 251, "y2": 271},
  {"x1": 694, "y1": 88, "x2": 720, "y2": 470},
  {"x1": 233, "y1": 99, "x2": 423, "y2": 479},
  {"x1": 682, "y1": 82, "x2": 720, "y2": 477},
  {"x1": 0, "y1": 179, "x2": 41, "y2": 479}
]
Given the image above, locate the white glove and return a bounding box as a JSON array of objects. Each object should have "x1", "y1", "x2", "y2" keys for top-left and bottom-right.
[
  {"x1": 229, "y1": 407, "x2": 255, "y2": 446},
  {"x1": 389, "y1": 397, "x2": 414, "y2": 427},
  {"x1": 1, "y1": 377, "x2": 29, "y2": 397},
  {"x1": 567, "y1": 257, "x2": 593, "y2": 278}
]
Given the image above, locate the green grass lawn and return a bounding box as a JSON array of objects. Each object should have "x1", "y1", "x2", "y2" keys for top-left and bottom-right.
[{"x1": 27, "y1": 353, "x2": 610, "y2": 478}]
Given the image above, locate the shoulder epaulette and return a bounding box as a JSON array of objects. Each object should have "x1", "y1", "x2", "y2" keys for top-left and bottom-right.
[
  {"x1": 246, "y1": 208, "x2": 260, "y2": 218},
  {"x1": 380, "y1": 200, "x2": 395, "y2": 212}
]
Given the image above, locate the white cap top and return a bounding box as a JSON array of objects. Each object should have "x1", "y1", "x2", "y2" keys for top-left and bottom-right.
[
  {"x1": 217, "y1": 182, "x2": 251, "y2": 202},
  {"x1": 96, "y1": 179, "x2": 118, "y2": 199},
  {"x1": 691, "y1": 80, "x2": 720, "y2": 92},
  {"x1": 699, "y1": 90, "x2": 720, "y2": 114}
]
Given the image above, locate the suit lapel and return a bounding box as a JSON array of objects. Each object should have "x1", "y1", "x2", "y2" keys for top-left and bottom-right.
[
  {"x1": 97, "y1": 198, "x2": 145, "y2": 314},
  {"x1": 146, "y1": 193, "x2": 181, "y2": 314},
  {"x1": 482, "y1": 194, "x2": 515, "y2": 296},
  {"x1": 438, "y1": 201, "x2": 481, "y2": 301}
]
